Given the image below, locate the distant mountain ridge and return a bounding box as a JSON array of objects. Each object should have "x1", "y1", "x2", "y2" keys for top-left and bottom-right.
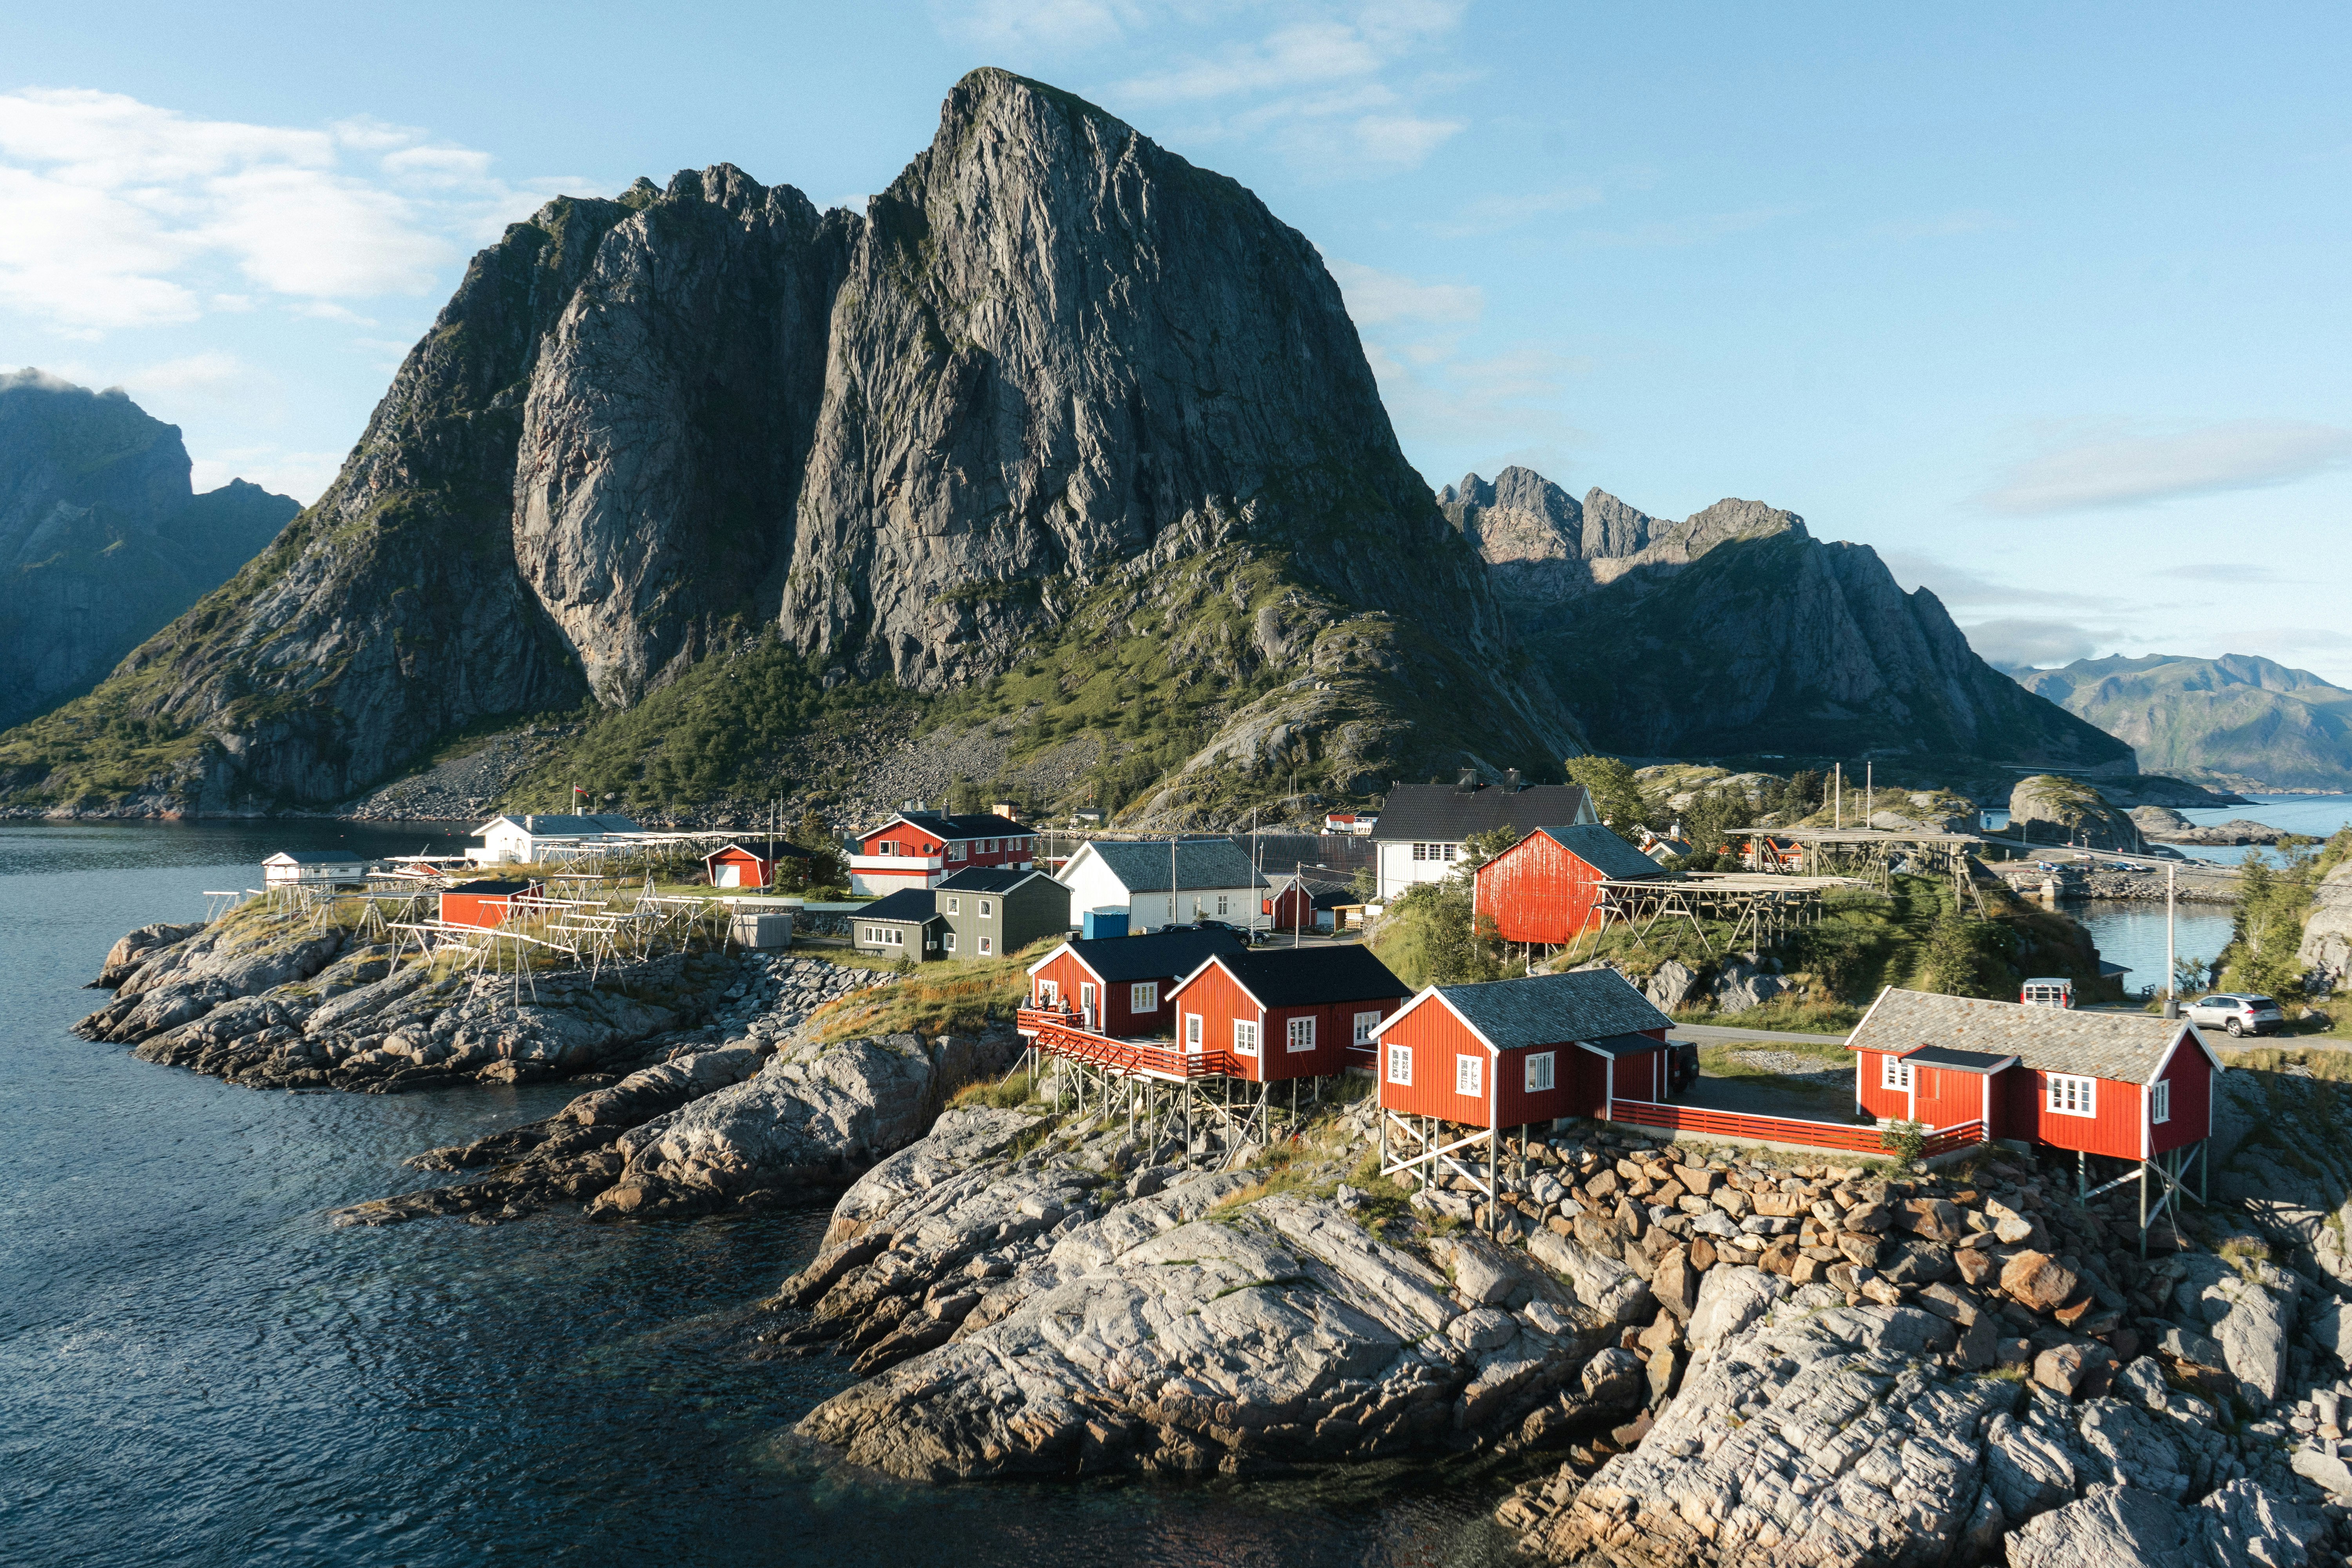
[
  {"x1": 1440, "y1": 465, "x2": 2134, "y2": 774},
  {"x1": 2012, "y1": 653, "x2": 2352, "y2": 791},
  {"x1": 0, "y1": 371, "x2": 298, "y2": 731}
]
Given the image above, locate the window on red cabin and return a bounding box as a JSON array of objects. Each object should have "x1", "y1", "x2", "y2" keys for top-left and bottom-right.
[
  {"x1": 1353, "y1": 1010, "x2": 1382, "y2": 1045},
  {"x1": 2151, "y1": 1080, "x2": 2171, "y2": 1123},
  {"x1": 2047, "y1": 1074, "x2": 2096, "y2": 1117}
]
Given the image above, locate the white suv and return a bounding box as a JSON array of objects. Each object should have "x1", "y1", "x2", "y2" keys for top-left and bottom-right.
[{"x1": 2185, "y1": 994, "x2": 2284, "y2": 1037}]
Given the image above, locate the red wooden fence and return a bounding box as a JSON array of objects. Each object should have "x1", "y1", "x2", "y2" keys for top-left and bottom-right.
[
  {"x1": 1610, "y1": 1098, "x2": 1987, "y2": 1159},
  {"x1": 1015, "y1": 1006, "x2": 1232, "y2": 1081}
]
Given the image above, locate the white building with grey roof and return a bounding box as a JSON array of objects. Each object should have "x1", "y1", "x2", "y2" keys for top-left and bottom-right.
[{"x1": 1055, "y1": 838, "x2": 1271, "y2": 933}]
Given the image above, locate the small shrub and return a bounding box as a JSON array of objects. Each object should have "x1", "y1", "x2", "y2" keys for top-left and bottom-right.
[{"x1": 1880, "y1": 1119, "x2": 1927, "y2": 1172}]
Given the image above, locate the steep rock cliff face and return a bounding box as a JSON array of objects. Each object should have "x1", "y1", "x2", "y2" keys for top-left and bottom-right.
[
  {"x1": 0, "y1": 373, "x2": 297, "y2": 730},
  {"x1": 1442, "y1": 466, "x2": 2133, "y2": 769},
  {"x1": 3, "y1": 71, "x2": 1563, "y2": 812}
]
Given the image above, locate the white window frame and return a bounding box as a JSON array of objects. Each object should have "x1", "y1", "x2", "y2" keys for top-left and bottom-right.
[
  {"x1": 2047, "y1": 1073, "x2": 2097, "y2": 1118},
  {"x1": 886, "y1": 928, "x2": 904, "y2": 947},
  {"x1": 946, "y1": 896, "x2": 960, "y2": 914},
  {"x1": 979, "y1": 900, "x2": 993, "y2": 919},
  {"x1": 942, "y1": 932, "x2": 957, "y2": 952},
  {"x1": 1184, "y1": 1013, "x2": 1202, "y2": 1051},
  {"x1": 1526, "y1": 1051, "x2": 1555, "y2": 1093},
  {"x1": 2151, "y1": 1078, "x2": 2171, "y2": 1124},
  {"x1": 1286, "y1": 1016, "x2": 1316, "y2": 1053},
  {"x1": 877, "y1": 841, "x2": 895, "y2": 857},
  {"x1": 1037, "y1": 979, "x2": 1058, "y2": 1007},
  {"x1": 1353, "y1": 1009, "x2": 1382, "y2": 1046},
  {"x1": 1881, "y1": 1054, "x2": 1913, "y2": 1092},
  {"x1": 862, "y1": 926, "x2": 877, "y2": 944},
  {"x1": 1455, "y1": 1052, "x2": 1483, "y2": 1098},
  {"x1": 1387, "y1": 1044, "x2": 1412, "y2": 1085},
  {"x1": 1131, "y1": 982, "x2": 1158, "y2": 1013},
  {"x1": 978, "y1": 936, "x2": 993, "y2": 956},
  {"x1": 947, "y1": 843, "x2": 965, "y2": 862},
  {"x1": 1216, "y1": 894, "x2": 1230, "y2": 916},
  {"x1": 1234, "y1": 1020, "x2": 1260, "y2": 1057}
]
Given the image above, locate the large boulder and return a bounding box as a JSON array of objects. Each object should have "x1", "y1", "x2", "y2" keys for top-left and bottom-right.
[
  {"x1": 2009, "y1": 775, "x2": 2142, "y2": 852},
  {"x1": 2300, "y1": 858, "x2": 2352, "y2": 989}
]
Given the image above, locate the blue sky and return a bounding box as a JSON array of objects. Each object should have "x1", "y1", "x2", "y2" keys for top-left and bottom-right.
[{"x1": 6, "y1": 2, "x2": 2348, "y2": 681}]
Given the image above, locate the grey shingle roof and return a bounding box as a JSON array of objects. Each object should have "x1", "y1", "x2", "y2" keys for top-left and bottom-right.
[
  {"x1": 1848, "y1": 989, "x2": 2205, "y2": 1084},
  {"x1": 1371, "y1": 784, "x2": 1592, "y2": 844},
  {"x1": 936, "y1": 867, "x2": 1056, "y2": 894},
  {"x1": 1079, "y1": 838, "x2": 1269, "y2": 894},
  {"x1": 1534, "y1": 824, "x2": 1668, "y2": 882},
  {"x1": 1431, "y1": 970, "x2": 1673, "y2": 1052},
  {"x1": 859, "y1": 889, "x2": 945, "y2": 925}
]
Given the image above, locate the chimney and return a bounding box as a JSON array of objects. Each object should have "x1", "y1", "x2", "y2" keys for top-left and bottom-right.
[
  {"x1": 1504, "y1": 768, "x2": 1522, "y2": 792},
  {"x1": 1455, "y1": 767, "x2": 1478, "y2": 793}
]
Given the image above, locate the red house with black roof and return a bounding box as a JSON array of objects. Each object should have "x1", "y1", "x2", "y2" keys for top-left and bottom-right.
[
  {"x1": 1024, "y1": 929, "x2": 1245, "y2": 1037},
  {"x1": 1368, "y1": 969, "x2": 1674, "y2": 1128},
  {"x1": 439, "y1": 879, "x2": 541, "y2": 930},
  {"x1": 849, "y1": 811, "x2": 1037, "y2": 897},
  {"x1": 1473, "y1": 824, "x2": 1668, "y2": 947},
  {"x1": 1165, "y1": 946, "x2": 1411, "y2": 1082}
]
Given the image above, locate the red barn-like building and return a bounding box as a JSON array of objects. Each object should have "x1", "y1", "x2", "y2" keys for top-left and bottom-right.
[
  {"x1": 1026, "y1": 929, "x2": 1245, "y2": 1037},
  {"x1": 1847, "y1": 988, "x2": 2221, "y2": 1163},
  {"x1": 440, "y1": 879, "x2": 541, "y2": 930},
  {"x1": 849, "y1": 812, "x2": 1037, "y2": 897},
  {"x1": 1369, "y1": 969, "x2": 1675, "y2": 1129},
  {"x1": 1165, "y1": 946, "x2": 1410, "y2": 1082},
  {"x1": 703, "y1": 842, "x2": 813, "y2": 889},
  {"x1": 1473, "y1": 824, "x2": 1668, "y2": 947}
]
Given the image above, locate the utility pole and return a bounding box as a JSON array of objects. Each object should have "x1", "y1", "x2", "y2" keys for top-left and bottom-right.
[
  {"x1": 1294, "y1": 860, "x2": 1304, "y2": 948},
  {"x1": 1865, "y1": 762, "x2": 1872, "y2": 824},
  {"x1": 1834, "y1": 764, "x2": 1842, "y2": 830},
  {"x1": 1171, "y1": 835, "x2": 1180, "y2": 931},
  {"x1": 2165, "y1": 862, "x2": 2178, "y2": 1017}
]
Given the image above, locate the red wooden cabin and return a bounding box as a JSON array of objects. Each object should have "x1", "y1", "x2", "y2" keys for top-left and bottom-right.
[
  {"x1": 849, "y1": 811, "x2": 1037, "y2": 896},
  {"x1": 1472, "y1": 825, "x2": 1667, "y2": 947},
  {"x1": 702, "y1": 842, "x2": 805, "y2": 889},
  {"x1": 1847, "y1": 988, "x2": 2221, "y2": 1159},
  {"x1": 439, "y1": 879, "x2": 541, "y2": 930},
  {"x1": 1165, "y1": 946, "x2": 1410, "y2": 1082},
  {"x1": 1263, "y1": 869, "x2": 1355, "y2": 933},
  {"x1": 1025, "y1": 929, "x2": 1245, "y2": 1038},
  {"x1": 1368, "y1": 969, "x2": 1675, "y2": 1128}
]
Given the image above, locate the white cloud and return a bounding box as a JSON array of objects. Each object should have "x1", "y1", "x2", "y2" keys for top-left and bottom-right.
[
  {"x1": 933, "y1": 0, "x2": 1143, "y2": 53},
  {"x1": 1425, "y1": 184, "x2": 1604, "y2": 238},
  {"x1": 1326, "y1": 257, "x2": 1479, "y2": 325},
  {"x1": 189, "y1": 447, "x2": 343, "y2": 506},
  {"x1": 1979, "y1": 419, "x2": 2352, "y2": 514},
  {"x1": 1960, "y1": 617, "x2": 2105, "y2": 669},
  {"x1": 0, "y1": 88, "x2": 585, "y2": 333}
]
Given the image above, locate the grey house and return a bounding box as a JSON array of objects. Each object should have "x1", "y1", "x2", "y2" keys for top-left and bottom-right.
[
  {"x1": 935, "y1": 867, "x2": 1067, "y2": 958},
  {"x1": 851, "y1": 888, "x2": 949, "y2": 961}
]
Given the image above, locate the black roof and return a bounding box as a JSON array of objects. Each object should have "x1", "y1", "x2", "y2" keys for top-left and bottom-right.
[
  {"x1": 859, "y1": 889, "x2": 945, "y2": 924},
  {"x1": 447, "y1": 879, "x2": 534, "y2": 896},
  {"x1": 707, "y1": 840, "x2": 815, "y2": 860},
  {"x1": 875, "y1": 811, "x2": 1028, "y2": 841},
  {"x1": 1581, "y1": 1032, "x2": 1670, "y2": 1058},
  {"x1": 1060, "y1": 928, "x2": 1245, "y2": 984},
  {"x1": 1194, "y1": 946, "x2": 1410, "y2": 1008},
  {"x1": 1428, "y1": 969, "x2": 1673, "y2": 1051},
  {"x1": 1372, "y1": 783, "x2": 1592, "y2": 844},
  {"x1": 1902, "y1": 1045, "x2": 2016, "y2": 1074},
  {"x1": 936, "y1": 867, "x2": 1056, "y2": 895}
]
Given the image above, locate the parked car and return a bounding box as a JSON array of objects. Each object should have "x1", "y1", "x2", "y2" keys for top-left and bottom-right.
[
  {"x1": 2184, "y1": 993, "x2": 2284, "y2": 1036},
  {"x1": 1666, "y1": 1041, "x2": 1700, "y2": 1093},
  {"x1": 1158, "y1": 918, "x2": 1260, "y2": 944},
  {"x1": 2112, "y1": 861, "x2": 2146, "y2": 873}
]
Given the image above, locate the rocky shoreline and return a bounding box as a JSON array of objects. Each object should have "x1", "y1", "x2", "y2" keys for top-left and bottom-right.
[{"x1": 74, "y1": 904, "x2": 2352, "y2": 1564}]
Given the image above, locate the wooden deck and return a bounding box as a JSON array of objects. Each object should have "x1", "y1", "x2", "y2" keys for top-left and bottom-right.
[
  {"x1": 1015, "y1": 1006, "x2": 1234, "y2": 1082},
  {"x1": 1609, "y1": 1098, "x2": 1985, "y2": 1159}
]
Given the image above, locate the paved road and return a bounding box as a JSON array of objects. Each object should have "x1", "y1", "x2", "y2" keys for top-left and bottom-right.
[{"x1": 1673, "y1": 1022, "x2": 1851, "y2": 1046}]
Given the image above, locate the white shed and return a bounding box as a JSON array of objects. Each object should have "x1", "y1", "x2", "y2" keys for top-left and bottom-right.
[
  {"x1": 262, "y1": 850, "x2": 371, "y2": 887},
  {"x1": 468, "y1": 813, "x2": 642, "y2": 866},
  {"x1": 1055, "y1": 838, "x2": 1269, "y2": 933}
]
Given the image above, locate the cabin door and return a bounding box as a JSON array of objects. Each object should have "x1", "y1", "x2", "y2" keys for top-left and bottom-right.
[
  {"x1": 1080, "y1": 983, "x2": 1098, "y2": 1029},
  {"x1": 717, "y1": 864, "x2": 740, "y2": 887}
]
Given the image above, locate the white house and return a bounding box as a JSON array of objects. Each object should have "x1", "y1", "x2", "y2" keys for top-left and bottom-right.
[
  {"x1": 1056, "y1": 838, "x2": 1270, "y2": 933},
  {"x1": 1368, "y1": 778, "x2": 1596, "y2": 900},
  {"x1": 262, "y1": 850, "x2": 372, "y2": 887},
  {"x1": 467, "y1": 813, "x2": 642, "y2": 866}
]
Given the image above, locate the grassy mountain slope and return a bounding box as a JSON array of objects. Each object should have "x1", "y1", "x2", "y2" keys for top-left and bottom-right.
[{"x1": 2015, "y1": 653, "x2": 2352, "y2": 791}]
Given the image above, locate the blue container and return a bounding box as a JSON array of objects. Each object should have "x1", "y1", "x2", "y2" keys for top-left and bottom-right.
[{"x1": 1081, "y1": 907, "x2": 1129, "y2": 940}]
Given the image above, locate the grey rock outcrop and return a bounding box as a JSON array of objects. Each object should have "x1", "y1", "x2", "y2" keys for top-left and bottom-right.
[
  {"x1": 0, "y1": 370, "x2": 297, "y2": 731},
  {"x1": 7, "y1": 70, "x2": 1568, "y2": 812},
  {"x1": 2011, "y1": 775, "x2": 2146, "y2": 851},
  {"x1": 1449, "y1": 465, "x2": 2133, "y2": 769},
  {"x1": 2302, "y1": 858, "x2": 2352, "y2": 986}
]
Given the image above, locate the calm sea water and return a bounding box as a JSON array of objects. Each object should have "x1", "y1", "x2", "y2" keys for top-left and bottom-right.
[
  {"x1": 0, "y1": 821, "x2": 1518, "y2": 1567},
  {"x1": 2067, "y1": 899, "x2": 2239, "y2": 994},
  {"x1": 2167, "y1": 793, "x2": 2352, "y2": 866}
]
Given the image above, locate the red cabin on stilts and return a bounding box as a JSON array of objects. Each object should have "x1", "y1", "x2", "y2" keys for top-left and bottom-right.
[
  {"x1": 439, "y1": 879, "x2": 541, "y2": 930},
  {"x1": 1165, "y1": 946, "x2": 1410, "y2": 1082}
]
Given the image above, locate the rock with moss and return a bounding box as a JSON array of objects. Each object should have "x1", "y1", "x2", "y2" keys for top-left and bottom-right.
[{"x1": 2009, "y1": 775, "x2": 2144, "y2": 852}]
